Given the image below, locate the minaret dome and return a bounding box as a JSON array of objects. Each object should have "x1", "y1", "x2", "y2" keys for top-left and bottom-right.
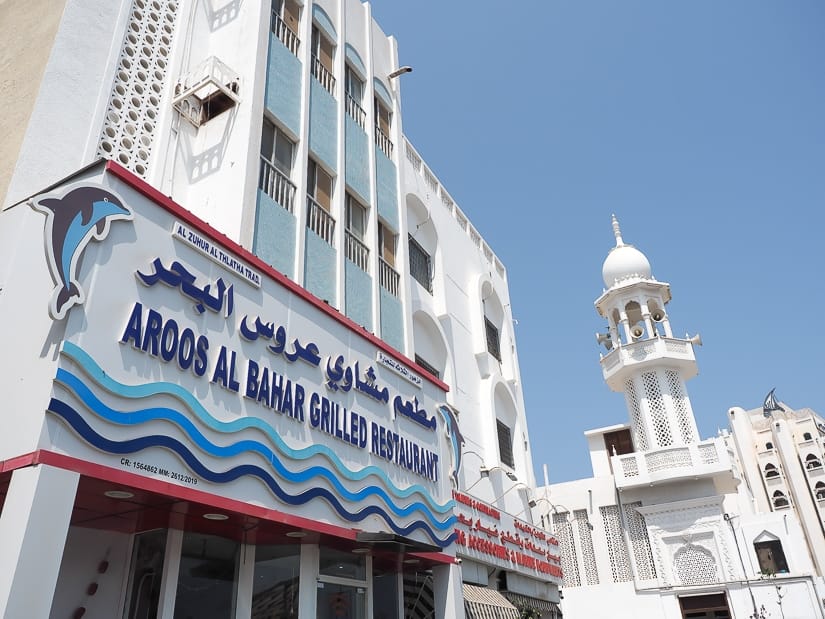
[{"x1": 602, "y1": 215, "x2": 652, "y2": 288}]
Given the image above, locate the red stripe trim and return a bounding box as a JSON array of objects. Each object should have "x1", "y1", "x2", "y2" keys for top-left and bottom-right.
[
  {"x1": 104, "y1": 161, "x2": 449, "y2": 393},
  {"x1": 1, "y1": 450, "x2": 455, "y2": 564}
]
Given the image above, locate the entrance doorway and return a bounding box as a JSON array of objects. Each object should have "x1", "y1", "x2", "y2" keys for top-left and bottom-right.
[{"x1": 679, "y1": 593, "x2": 731, "y2": 619}]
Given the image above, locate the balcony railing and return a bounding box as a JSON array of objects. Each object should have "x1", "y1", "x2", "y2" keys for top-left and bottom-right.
[
  {"x1": 612, "y1": 437, "x2": 731, "y2": 489},
  {"x1": 311, "y1": 55, "x2": 336, "y2": 95},
  {"x1": 271, "y1": 13, "x2": 300, "y2": 56},
  {"x1": 306, "y1": 196, "x2": 335, "y2": 246},
  {"x1": 345, "y1": 230, "x2": 369, "y2": 271},
  {"x1": 379, "y1": 258, "x2": 400, "y2": 297},
  {"x1": 374, "y1": 125, "x2": 394, "y2": 158},
  {"x1": 259, "y1": 158, "x2": 296, "y2": 212},
  {"x1": 346, "y1": 93, "x2": 366, "y2": 128}
]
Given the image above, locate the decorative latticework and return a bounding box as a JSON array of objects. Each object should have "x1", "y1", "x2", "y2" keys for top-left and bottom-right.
[
  {"x1": 666, "y1": 370, "x2": 694, "y2": 443},
  {"x1": 97, "y1": 0, "x2": 180, "y2": 177},
  {"x1": 575, "y1": 510, "x2": 599, "y2": 585},
  {"x1": 674, "y1": 544, "x2": 717, "y2": 585},
  {"x1": 553, "y1": 512, "x2": 580, "y2": 587},
  {"x1": 643, "y1": 371, "x2": 672, "y2": 447},
  {"x1": 623, "y1": 502, "x2": 656, "y2": 580},
  {"x1": 600, "y1": 505, "x2": 632, "y2": 582},
  {"x1": 646, "y1": 447, "x2": 692, "y2": 472},
  {"x1": 698, "y1": 442, "x2": 719, "y2": 464},
  {"x1": 625, "y1": 378, "x2": 648, "y2": 450}
]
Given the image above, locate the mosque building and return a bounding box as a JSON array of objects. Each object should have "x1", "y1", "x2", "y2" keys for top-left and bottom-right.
[{"x1": 540, "y1": 218, "x2": 825, "y2": 619}]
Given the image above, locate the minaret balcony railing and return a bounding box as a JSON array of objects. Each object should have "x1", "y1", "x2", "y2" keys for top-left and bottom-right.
[
  {"x1": 611, "y1": 436, "x2": 732, "y2": 489},
  {"x1": 600, "y1": 336, "x2": 696, "y2": 382}
]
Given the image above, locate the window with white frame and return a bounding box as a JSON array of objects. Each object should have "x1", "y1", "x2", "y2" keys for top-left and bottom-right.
[
  {"x1": 259, "y1": 118, "x2": 296, "y2": 211},
  {"x1": 311, "y1": 26, "x2": 335, "y2": 95},
  {"x1": 345, "y1": 194, "x2": 368, "y2": 270}
]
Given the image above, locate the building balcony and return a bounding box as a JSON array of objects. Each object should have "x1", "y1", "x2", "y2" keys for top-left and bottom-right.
[
  {"x1": 306, "y1": 196, "x2": 335, "y2": 246},
  {"x1": 379, "y1": 258, "x2": 399, "y2": 297},
  {"x1": 600, "y1": 337, "x2": 697, "y2": 388},
  {"x1": 612, "y1": 437, "x2": 733, "y2": 489},
  {"x1": 311, "y1": 55, "x2": 336, "y2": 96},
  {"x1": 259, "y1": 158, "x2": 296, "y2": 212},
  {"x1": 345, "y1": 230, "x2": 369, "y2": 271},
  {"x1": 375, "y1": 125, "x2": 393, "y2": 158},
  {"x1": 271, "y1": 12, "x2": 300, "y2": 56},
  {"x1": 346, "y1": 94, "x2": 366, "y2": 129}
]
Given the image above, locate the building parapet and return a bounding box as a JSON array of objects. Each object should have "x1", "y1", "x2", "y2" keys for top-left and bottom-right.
[{"x1": 403, "y1": 138, "x2": 506, "y2": 281}]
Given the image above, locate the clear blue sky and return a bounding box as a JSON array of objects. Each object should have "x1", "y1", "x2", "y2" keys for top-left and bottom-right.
[{"x1": 370, "y1": 2, "x2": 825, "y2": 483}]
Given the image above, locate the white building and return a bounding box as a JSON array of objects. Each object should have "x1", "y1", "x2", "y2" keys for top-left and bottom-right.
[
  {"x1": 0, "y1": 0, "x2": 559, "y2": 617},
  {"x1": 539, "y1": 218, "x2": 825, "y2": 619}
]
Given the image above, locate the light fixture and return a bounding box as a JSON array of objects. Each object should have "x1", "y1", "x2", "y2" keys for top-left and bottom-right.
[
  {"x1": 388, "y1": 66, "x2": 412, "y2": 79},
  {"x1": 491, "y1": 482, "x2": 529, "y2": 504},
  {"x1": 203, "y1": 513, "x2": 229, "y2": 521},
  {"x1": 352, "y1": 548, "x2": 371, "y2": 554},
  {"x1": 104, "y1": 490, "x2": 134, "y2": 499},
  {"x1": 466, "y1": 465, "x2": 518, "y2": 492},
  {"x1": 528, "y1": 499, "x2": 537, "y2": 508},
  {"x1": 403, "y1": 558, "x2": 420, "y2": 565},
  {"x1": 285, "y1": 531, "x2": 308, "y2": 538}
]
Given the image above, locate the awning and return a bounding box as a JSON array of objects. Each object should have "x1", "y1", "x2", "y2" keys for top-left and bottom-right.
[
  {"x1": 462, "y1": 584, "x2": 521, "y2": 619},
  {"x1": 502, "y1": 591, "x2": 562, "y2": 618}
]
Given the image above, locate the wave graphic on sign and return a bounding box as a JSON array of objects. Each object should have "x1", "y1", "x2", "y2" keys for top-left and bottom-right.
[
  {"x1": 48, "y1": 397, "x2": 455, "y2": 547},
  {"x1": 53, "y1": 367, "x2": 454, "y2": 532}
]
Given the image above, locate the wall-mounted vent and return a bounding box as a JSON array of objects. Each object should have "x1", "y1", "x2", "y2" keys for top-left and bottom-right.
[{"x1": 173, "y1": 56, "x2": 240, "y2": 127}]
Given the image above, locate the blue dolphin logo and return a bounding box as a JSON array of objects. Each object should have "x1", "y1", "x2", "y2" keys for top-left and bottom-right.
[
  {"x1": 32, "y1": 185, "x2": 133, "y2": 319},
  {"x1": 437, "y1": 403, "x2": 464, "y2": 488}
]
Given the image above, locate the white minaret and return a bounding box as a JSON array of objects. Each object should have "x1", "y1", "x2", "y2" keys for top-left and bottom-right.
[{"x1": 594, "y1": 216, "x2": 701, "y2": 452}]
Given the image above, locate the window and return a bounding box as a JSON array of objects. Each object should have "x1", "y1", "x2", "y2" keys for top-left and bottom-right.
[
  {"x1": 344, "y1": 65, "x2": 366, "y2": 127},
  {"x1": 259, "y1": 119, "x2": 296, "y2": 211},
  {"x1": 345, "y1": 194, "x2": 367, "y2": 240},
  {"x1": 379, "y1": 223, "x2": 399, "y2": 296},
  {"x1": 374, "y1": 96, "x2": 393, "y2": 156},
  {"x1": 604, "y1": 429, "x2": 634, "y2": 457},
  {"x1": 374, "y1": 97, "x2": 391, "y2": 135},
  {"x1": 271, "y1": 0, "x2": 301, "y2": 55},
  {"x1": 311, "y1": 26, "x2": 335, "y2": 94},
  {"x1": 754, "y1": 540, "x2": 788, "y2": 575},
  {"x1": 765, "y1": 442, "x2": 774, "y2": 450},
  {"x1": 345, "y1": 194, "x2": 368, "y2": 270},
  {"x1": 815, "y1": 482, "x2": 825, "y2": 500},
  {"x1": 805, "y1": 454, "x2": 822, "y2": 469},
  {"x1": 379, "y1": 223, "x2": 396, "y2": 267},
  {"x1": 414, "y1": 354, "x2": 439, "y2": 379},
  {"x1": 307, "y1": 159, "x2": 332, "y2": 210},
  {"x1": 803, "y1": 432, "x2": 813, "y2": 441},
  {"x1": 261, "y1": 119, "x2": 294, "y2": 175},
  {"x1": 408, "y1": 235, "x2": 432, "y2": 292},
  {"x1": 772, "y1": 491, "x2": 789, "y2": 509},
  {"x1": 497, "y1": 419, "x2": 515, "y2": 468},
  {"x1": 764, "y1": 463, "x2": 780, "y2": 479},
  {"x1": 306, "y1": 159, "x2": 335, "y2": 245},
  {"x1": 485, "y1": 317, "x2": 501, "y2": 361}
]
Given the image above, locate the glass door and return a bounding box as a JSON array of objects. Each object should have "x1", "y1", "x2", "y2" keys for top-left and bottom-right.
[{"x1": 316, "y1": 582, "x2": 366, "y2": 619}]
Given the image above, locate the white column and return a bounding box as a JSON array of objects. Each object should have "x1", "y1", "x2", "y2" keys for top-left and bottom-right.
[
  {"x1": 298, "y1": 544, "x2": 319, "y2": 619},
  {"x1": 432, "y1": 562, "x2": 464, "y2": 619},
  {"x1": 157, "y1": 527, "x2": 183, "y2": 619},
  {"x1": 235, "y1": 542, "x2": 256, "y2": 619},
  {"x1": 0, "y1": 464, "x2": 79, "y2": 618}
]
